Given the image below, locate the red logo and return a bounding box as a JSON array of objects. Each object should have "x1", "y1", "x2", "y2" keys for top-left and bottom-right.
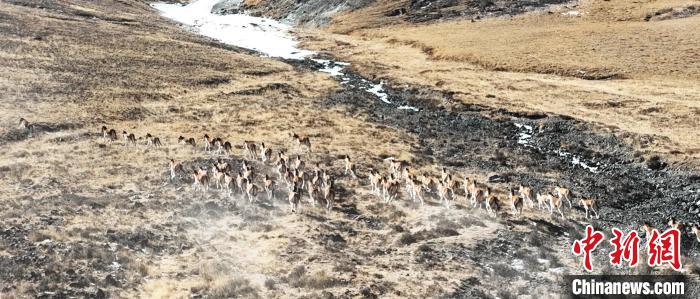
[
  {"x1": 571, "y1": 226, "x2": 683, "y2": 271},
  {"x1": 647, "y1": 228, "x2": 682, "y2": 270},
  {"x1": 572, "y1": 225, "x2": 605, "y2": 272},
  {"x1": 609, "y1": 228, "x2": 640, "y2": 267}
]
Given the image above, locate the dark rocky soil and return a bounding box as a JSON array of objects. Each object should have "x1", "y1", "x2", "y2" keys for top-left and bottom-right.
[
  {"x1": 646, "y1": 5, "x2": 700, "y2": 21},
  {"x1": 308, "y1": 61, "x2": 700, "y2": 245},
  {"x1": 402, "y1": 0, "x2": 573, "y2": 23},
  {"x1": 240, "y1": 0, "x2": 375, "y2": 26},
  {"x1": 0, "y1": 122, "x2": 82, "y2": 145},
  {"x1": 0, "y1": 192, "x2": 194, "y2": 298},
  {"x1": 238, "y1": 0, "x2": 575, "y2": 27}
]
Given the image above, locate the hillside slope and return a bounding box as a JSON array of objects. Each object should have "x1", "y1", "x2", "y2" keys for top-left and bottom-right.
[
  {"x1": 242, "y1": 0, "x2": 573, "y2": 28},
  {"x1": 296, "y1": 0, "x2": 700, "y2": 163}
]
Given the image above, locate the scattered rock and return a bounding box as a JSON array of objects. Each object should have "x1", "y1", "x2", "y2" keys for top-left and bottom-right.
[
  {"x1": 646, "y1": 155, "x2": 667, "y2": 171},
  {"x1": 212, "y1": 0, "x2": 241, "y2": 15}
]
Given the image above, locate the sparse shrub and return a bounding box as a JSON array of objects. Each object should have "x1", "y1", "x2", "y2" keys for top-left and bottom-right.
[
  {"x1": 416, "y1": 243, "x2": 432, "y2": 252},
  {"x1": 459, "y1": 216, "x2": 486, "y2": 228},
  {"x1": 598, "y1": 263, "x2": 618, "y2": 275},
  {"x1": 491, "y1": 150, "x2": 507, "y2": 165},
  {"x1": 390, "y1": 224, "x2": 405, "y2": 233},
  {"x1": 517, "y1": 285, "x2": 530, "y2": 296},
  {"x1": 565, "y1": 223, "x2": 584, "y2": 241},
  {"x1": 413, "y1": 227, "x2": 459, "y2": 241},
  {"x1": 515, "y1": 250, "x2": 540, "y2": 273},
  {"x1": 208, "y1": 277, "x2": 259, "y2": 299},
  {"x1": 449, "y1": 277, "x2": 492, "y2": 298},
  {"x1": 199, "y1": 261, "x2": 232, "y2": 283},
  {"x1": 646, "y1": 155, "x2": 666, "y2": 170},
  {"x1": 301, "y1": 271, "x2": 342, "y2": 289},
  {"x1": 497, "y1": 288, "x2": 516, "y2": 299},
  {"x1": 423, "y1": 282, "x2": 446, "y2": 297},
  {"x1": 549, "y1": 255, "x2": 564, "y2": 269},
  {"x1": 332, "y1": 262, "x2": 355, "y2": 273},
  {"x1": 130, "y1": 261, "x2": 150, "y2": 277},
  {"x1": 287, "y1": 265, "x2": 307, "y2": 287},
  {"x1": 635, "y1": 261, "x2": 652, "y2": 275},
  {"x1": 435, "y1": 218, "x2": 459, "y2": 229},
  {"x1": 395, "y1": 232, "x2": 417, "y2": 246},
  {"x1": 491, "y1": 263, "x2": 519, "y2": 278},
  {"x1": 247, "y1": 223, "x2": 274, "y2": 233},
  {"x1": 287, "y1": 267, "x2": 344, "y2": 289},
  {"x1": 28, "y1": 231, "x2": 51, "y2": 242},
  {"x1": 478, "y1": 0, "x2": 494, "y2": 9},
  {"x1": 527, "y1": 231, "x2": 543, "y2": 247},
  {"x1": 264, "y1": 278, "x2": 276, "y2": 290},
  {"x1": 319, "y1": 290, "x2": 335, "y2": 299},
  {"x1": 537, "y1": 246, "x2": 553, "y2": 259},
  {"x1": 386, "y1": 209, "x2": 406, "y2": 222}
]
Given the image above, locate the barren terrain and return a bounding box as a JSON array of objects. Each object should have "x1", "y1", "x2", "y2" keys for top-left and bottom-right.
[{"x1": 1, "y1": 0, "x2": 699, "y2": 298}]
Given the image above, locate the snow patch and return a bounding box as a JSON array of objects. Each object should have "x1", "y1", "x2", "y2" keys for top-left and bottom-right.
[
  {"x1": 514, "y1": 123, "x2": 601, "y2": 174},
  {"x1": 111, "y1": 261, "x2": 121, "y2": 270},
  {"x1": 367, "y1": 81, "x2": 390, "y2": 104},
  {"x1": 514, "y1": 123, "x2": 533, "y2": 146},
  {"x1": 152, "y1": 0, "x2": 313, "y2": 59},
  {"x1": 511, "y1": 259, "x2": 525, "y2": 271},
  {"x1": 312, "y1": 58, "x2": 349, "y2": 77},
  {"x1": 562, "y1": 11, "x2": 582, "y2": 17},
  {"x1": 398, "y1": 105, "x2": 420, "y2": 112},
  {"x1": 153, "y1": 0, "x2": 416, "y2": 110}
]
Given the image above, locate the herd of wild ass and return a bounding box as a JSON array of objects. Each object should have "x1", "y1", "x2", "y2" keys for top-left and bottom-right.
[
  {"x1": 14, "y1": 118, "x2": 700, "y2": 242},
  {"x1": 102, "y1": 124, "x2": 596, "y2": 218}
]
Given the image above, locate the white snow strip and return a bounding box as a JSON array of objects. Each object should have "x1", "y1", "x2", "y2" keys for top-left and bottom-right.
[
  {"x1": 312, "y1": 58, "x2": 348, "y2": 76},
  {"x1": 397, "y1": 105, "x2": 420, "y2": 112},
  {"x1": 514, "y1": 123, "x2": 534, "y2": 146},
  {"x1": 367, "y1": 81, "x2": 390, "y2": 104},
  {"x1": 562, "y1": 11, "x2": 582, "y2": 17},
  {"x1": 511, "y1": 259, "x2": 525, "y2": 271},
  {"x1": 153, "y1": 1, "x2": 403, "y2": 108},
  {"x1": 111, "y1": 262, "x2": 121, "y2": 270},
  {"x1": 572, "y1": 155, "x2": 599, "y2": 173},
  {"x1": 515, "y1": 123, "x2": 600, "y2": 173},
  {"x1": 152, "y1": 0, "x2": 314, "y2": 59},
  {"x1": 320, "y1": 65, "x2": 345, "y2": 76},
  {"x1": 549, "y1": 267, "x2": 566, "y2": 274}
]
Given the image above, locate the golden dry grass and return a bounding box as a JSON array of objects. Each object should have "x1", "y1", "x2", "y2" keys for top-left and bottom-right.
[
  {"x1": 357, "y1": 1, "x2": 700, "y2": 80},
  {"x1": 299, "y1": 0, "x2": 700, "y2": 165}
]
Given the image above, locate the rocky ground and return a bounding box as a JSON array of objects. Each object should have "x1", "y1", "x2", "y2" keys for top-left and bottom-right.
[
  {"x1": 316, "y1": 66, "x2": 700, "y2": 232},
  {"x1": 239, "y1": 0, "x2": 574, "y2": 27}
]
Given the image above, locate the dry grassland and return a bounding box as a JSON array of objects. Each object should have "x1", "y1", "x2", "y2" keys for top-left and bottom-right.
[
  {"x1": 1, "y1": 0, "x2": 699, "y2": 298},
  {"x1": 0, "y1": 0, "x2": 581, "y2": 298},
  {"x1": 299, "y1": 0, "x2": 700, "y2": 165}
]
